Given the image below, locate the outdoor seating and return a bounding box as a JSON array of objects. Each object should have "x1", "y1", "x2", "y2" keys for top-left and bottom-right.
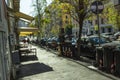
[
  {"x1": 29, "y1": 48, "x2": 37, "y2": 55},
  {"x1": 19, "y1": 47, "x2": 37, "y2": 56}
]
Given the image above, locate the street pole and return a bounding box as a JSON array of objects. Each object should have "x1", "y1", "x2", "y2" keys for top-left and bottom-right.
[
  {"x1": 96, "y1": 1, "x2": 101, "y2": 46},
  {"x1": 91, "y1": 0, "x2": 104, "y2": 46},
  {"x1": 36, "y1": 0, "x2": 41, "y2": 41}
]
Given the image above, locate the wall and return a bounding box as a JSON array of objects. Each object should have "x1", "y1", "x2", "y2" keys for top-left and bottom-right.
[{"x1": 0, "y1": 0, "x2": 12, "y2": 80}]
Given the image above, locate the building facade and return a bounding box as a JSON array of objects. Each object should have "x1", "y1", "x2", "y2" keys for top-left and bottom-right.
[
  {"x1": 114, "y1": 0, "x2": 120, "y2": 10},
  {"x1": 72, "y1": 1, "x2": 115, "y2": 37},
  {"x1": 0, "y1": 0, "x2": 12, "y2": 80}
]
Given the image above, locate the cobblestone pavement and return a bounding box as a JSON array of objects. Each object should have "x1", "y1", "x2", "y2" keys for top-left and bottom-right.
[{"x1": 18, "y1": 45, "x2": 118, "y2": 80}]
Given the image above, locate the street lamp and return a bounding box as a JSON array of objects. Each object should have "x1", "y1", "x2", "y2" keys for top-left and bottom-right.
[{"x1": 91, "y1": 0, "x2": 104, "y2": 46}]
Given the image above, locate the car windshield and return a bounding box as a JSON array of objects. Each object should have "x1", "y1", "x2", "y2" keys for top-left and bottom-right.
[{"x1": 89, "y1": 37, "x2": 108, "y2": 44}]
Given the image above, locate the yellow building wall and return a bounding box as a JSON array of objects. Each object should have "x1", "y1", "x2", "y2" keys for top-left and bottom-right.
[{"x1": 62, "y1": 13, "x2": 71, "y2": 28}]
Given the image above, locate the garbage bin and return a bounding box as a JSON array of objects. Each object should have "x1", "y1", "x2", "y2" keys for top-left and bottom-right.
[
  {"x1": 114, "y1": 46, "x2": 120, "y2": 76},
  {"x1": 96, "y1": 47, "x2": 104, "y2": 70},
  {"x1": 64, "y1": 42, "x2": 72, "y2": 57},
  {"x1": 103, "y1": 44, "x2": 116, "y2": 73},
  {"x1": 71, "y1": 45, "x2": 77, "y2": 58},
  {"x1": 11, "y1": 50, "x2": 20, "y2": 64}
]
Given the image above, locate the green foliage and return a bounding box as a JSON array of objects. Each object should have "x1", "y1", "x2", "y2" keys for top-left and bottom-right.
[
  {"x1": 29, "y1": 23, "x2": 35, "y2": 27},
  {"x1": 51, "y1": 25, "x2": 59, "y2": 36},
  {"x1": 103, "y1": 3, "x2": 120, "y2": 30},
  {"x1": 33, "y1": 0, "x2": 47, "y2": 14},
  {"x1": 66, "y1": 24, "x2": 73, "y2": 28},
  {"x1": 32, "y1": 0, "x2": 48, "y2": 38}
]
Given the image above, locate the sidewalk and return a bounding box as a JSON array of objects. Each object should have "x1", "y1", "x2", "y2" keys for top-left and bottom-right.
[{"x1": 17, "y1": 45, "x2": 119, "y2": 80}]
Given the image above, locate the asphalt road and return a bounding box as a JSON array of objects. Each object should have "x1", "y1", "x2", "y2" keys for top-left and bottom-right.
[{"x1": 18, "y1": 45, "x2": 118, "y2": 80}]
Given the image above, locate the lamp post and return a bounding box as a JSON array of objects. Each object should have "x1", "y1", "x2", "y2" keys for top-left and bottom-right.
[
  {"x1": 36, "y1": 0, "x2": 41, "y2": 41},
  {"x1": 96, "y1": 1, "x2": 101, "y2": 46},
  {"x1": 91, "y1": 0, "x2": 104, "y2": 46}
]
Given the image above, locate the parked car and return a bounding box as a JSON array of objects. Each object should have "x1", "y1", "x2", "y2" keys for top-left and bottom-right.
[
  {"x1": 46, "y1": 37, "x2": 59, "y2": 50},
  {"x1": 114, "y1": 32, "x2": 120, "y2": 40},
  {"x1": 40, "y1": 38, "x2": 47, "y2": 46},
  {"x1": 101, "y1": 33, "x2": 114, "y2": 41},
  {"x1": 71, "y1": 38, "x2": 77, "y2": 46},
  {"x1": 80, "y1": 35, "x2": 111, "y2": 58}
]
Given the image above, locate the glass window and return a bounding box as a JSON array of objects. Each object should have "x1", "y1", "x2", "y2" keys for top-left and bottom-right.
[
  {"x1": 108, "y1": 28, "x2": 112, "y2": 32},
  {"x1": 102, "y1": 28, "x2": 105, "y2": 33},
  {"x1": 89, "y1": 37, "x2": 107, "y2": 44}
]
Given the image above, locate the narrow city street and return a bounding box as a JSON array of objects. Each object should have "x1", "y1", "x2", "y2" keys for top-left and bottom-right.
[
  {"x1": 17, "y1": 45, "x2": 117, "y2": 80},
  {"x1": 1, "y1": 0, "x2": 120, "y2": 80}
]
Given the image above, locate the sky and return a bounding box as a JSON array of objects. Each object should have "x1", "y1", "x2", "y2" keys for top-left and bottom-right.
[{"x1": 20, "y1": 0, "x2": 52, "y2": 16}]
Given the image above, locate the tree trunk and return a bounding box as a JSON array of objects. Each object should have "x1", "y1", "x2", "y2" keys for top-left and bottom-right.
[
  {"x1": 76, "y1": 17, "x2": 84, "y2": 59},
  {"x1": 76, "y1": 0, "x2": 84, "y2": 59}
]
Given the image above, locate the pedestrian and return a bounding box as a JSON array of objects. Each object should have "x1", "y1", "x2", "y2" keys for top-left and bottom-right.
[
  {"x1": 23, "y1": 38, "x2": 26, "y2": 44},
  {"x1": 27, "y1": 38, "x2": 30, "y2": 44}
]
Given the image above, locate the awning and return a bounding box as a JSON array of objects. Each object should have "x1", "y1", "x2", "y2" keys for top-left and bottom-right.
[
  {"x1": 19, "y1": 32, "x2": 33, "y2": 36},
  {"x1": 18, "y1": 27, "x2": 38, "y2": 36},
  {"x1": 13, "y1": 12, "x2": 34, "y2": 21},
  {"x1": 7, "y1": 7, "x2": 34, "y2": 21},
  {"x1": 18, "y1": 27, "x2": 38, "y2": 32}
]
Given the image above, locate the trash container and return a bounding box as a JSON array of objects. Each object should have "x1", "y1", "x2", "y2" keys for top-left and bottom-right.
[
  {"x1": 96, "y1": 47, "x2": 104, "y2": 70},
  {"x1": 64, "y1": 42, "x2": 72, "y2": 57},
  {"x1": 12, "y1": 50, "x2": 20, "y2": 64},
  {"x1": 103, "y1": 44, "x2": 116, "y2": 73},
  {"x1": 114, "y1": 46, "x2": 120, "y2": 76},
  {"x1": 71, "y1": 45, "x2": 77, "y2": 58}
]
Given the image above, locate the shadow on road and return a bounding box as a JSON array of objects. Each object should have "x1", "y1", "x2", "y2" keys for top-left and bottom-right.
[
  {"x1": 18, "y1": 62, "x2": 53, "y2": 78},
  {"x1": 21, "y1": 55, "x2": 38, "y2": 62}
]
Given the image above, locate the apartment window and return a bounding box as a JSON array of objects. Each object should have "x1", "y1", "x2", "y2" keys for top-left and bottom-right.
[
  {"x1": 65, "y1": 20, "x2": 68, "y2": 24},
  {"x1": 66, "y1": 15, "x2": 68, "y2": 19},
  {"x1": 88, "y1": 20, "x2": 92, "y2": 25},
  {"x1": 108, "y1": 28, "x2": 112, "y2": 32}
]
